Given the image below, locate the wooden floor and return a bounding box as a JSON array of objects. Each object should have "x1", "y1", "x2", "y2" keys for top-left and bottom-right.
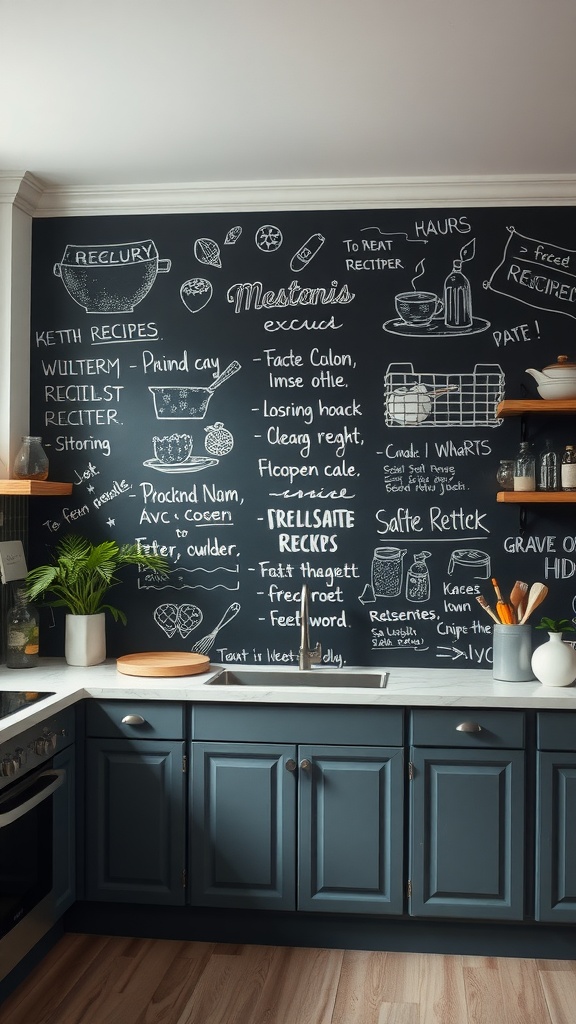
[{"x1": 3, "y1": 934, "x2": 576, "y2": 1024}]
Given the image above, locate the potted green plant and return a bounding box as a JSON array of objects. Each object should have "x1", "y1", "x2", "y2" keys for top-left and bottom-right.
[
  {"x1": 25, "y1": 534, "x2": 169, "y2": 666},
  {"x1": 532, "y1": 616, "x2": 576, "y2": 687}
]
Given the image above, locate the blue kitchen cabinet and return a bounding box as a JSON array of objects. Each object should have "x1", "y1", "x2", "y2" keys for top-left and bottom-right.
[
  {"x1": 84, "y1": 701, "x2": 186, "y2": 904},
  {"x1": 190, "y1": 741, "x2": 296, "y2": 910},
  {"x1": 298, "y1": 744, "x2": 404, "y2": 914},
  {"x1": 409, "y1": 709, "x2": 525, "y2": 921},
  {"x1": 190, "y1": 704, "x2": 404, "y2": 915},
  {"x1": 190, "y1": 738, "x2": 404, "y2": 914},
  {"x1": 536, "y1": 713, "x2": 576, "y2": 922}
]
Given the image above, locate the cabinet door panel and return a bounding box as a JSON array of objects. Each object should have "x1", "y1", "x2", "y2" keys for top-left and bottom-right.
[
  {"x1": 52, "y1": 744, "x2": 75, "y2": 916},
  {"x1": 536, "y1": 752, "x2": 576, "y2": 922},
  {"x1": 190, "y1": 742, "x2": 296, "y2": 910},
  {"x1": 410, "y1": 748, "x2": 524, "y2": 920},
  {"x1": 85, "y1": 739, "x2": 186, "y2": 904},
  {"x1": 298, "y1": 745, "x2": 404, "y2": 915}
]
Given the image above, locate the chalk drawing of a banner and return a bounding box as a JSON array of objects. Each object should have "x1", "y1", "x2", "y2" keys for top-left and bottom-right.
[{"x1": 484, "y1": 226, "x2": 576, "y2": 320}]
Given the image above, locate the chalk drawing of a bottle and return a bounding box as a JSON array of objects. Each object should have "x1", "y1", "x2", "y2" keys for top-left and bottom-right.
[
  {"x1": 406, "y1": 551, "x2": 431, "y2": 602},
  {"x1": 444, "y1": 238, "x2": 475, "y2": 329}
]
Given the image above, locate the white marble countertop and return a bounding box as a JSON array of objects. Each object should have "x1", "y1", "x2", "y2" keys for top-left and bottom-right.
[{"x1": 1, "y1": 659, "x2": 576, "y2": 742}]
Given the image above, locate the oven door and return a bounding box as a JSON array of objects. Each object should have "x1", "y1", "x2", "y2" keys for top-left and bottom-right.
[{"x1": 0, "y1": 767, "x2": 65, "y2": 939}]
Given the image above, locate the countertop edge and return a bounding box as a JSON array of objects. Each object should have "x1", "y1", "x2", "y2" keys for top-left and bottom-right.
[{"x1": 1, "y1": 660, "x2": 576, "y2": 741}]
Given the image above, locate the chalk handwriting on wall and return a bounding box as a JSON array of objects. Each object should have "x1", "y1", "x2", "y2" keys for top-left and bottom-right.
[
  {"x1": 485, "y1": 227, "x2": 576, "y2": 319},
  {"x1": 29, "y1": 206, "x2": 576, "y2": 669}
]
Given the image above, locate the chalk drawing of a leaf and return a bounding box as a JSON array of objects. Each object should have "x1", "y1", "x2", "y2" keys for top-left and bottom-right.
[
  {"x1": 460, "y1": 238, "x2": 476, "y2": 263},
  {"x1": 194, "y1": 237, "x2": 222, "y2": 268},
  {"x1": 224, "y1": 226, "x2": 242, "y2": 245}
]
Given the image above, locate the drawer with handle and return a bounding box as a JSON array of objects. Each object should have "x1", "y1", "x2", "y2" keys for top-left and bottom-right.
[
  {"x1": 410, "y1": 709, "x2": 525, "y2": 748},
  {"x1": 85, "y1": 700, "x2": 184, "y2": 739}
]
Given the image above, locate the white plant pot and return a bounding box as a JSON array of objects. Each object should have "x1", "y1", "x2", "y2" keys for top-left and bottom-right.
[
  {"x1": 531, "y1": 631, "x2": 576, "y2": 687},
  {"x1": 65, "y1": 613, "x2": 106, "y2": 666}
]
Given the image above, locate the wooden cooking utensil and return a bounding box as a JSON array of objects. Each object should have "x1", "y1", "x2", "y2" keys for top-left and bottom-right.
[
  {"x1": 519, "y1": 583, "x2": 549, "y2": 624},
  {"x1": 491, "y1": 578, "x2": 514, "y2": 624},
  {"x1": 509, "y1": 580, "x2": 528, "y2": 623},
  {"x1": 476, "y1": 595, "x2": 500, "y2": 624}
]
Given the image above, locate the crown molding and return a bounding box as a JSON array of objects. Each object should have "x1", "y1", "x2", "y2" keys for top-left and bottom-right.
[
  {"x1": 0, "y1": 172, "x2": 47, "y2": 216},
  {"x1": 28, "y1": 173, "x2": 576, "y2": 217}
]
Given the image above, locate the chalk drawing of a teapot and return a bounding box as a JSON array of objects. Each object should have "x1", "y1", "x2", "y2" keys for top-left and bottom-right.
[{"x1": 386, "y1": 383, "x2": 459, "y2": 425}]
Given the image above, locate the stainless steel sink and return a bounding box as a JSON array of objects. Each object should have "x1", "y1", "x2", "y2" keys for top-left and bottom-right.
[{"x1": 206, "y1": 669, "x2": 388, "y2": 688}]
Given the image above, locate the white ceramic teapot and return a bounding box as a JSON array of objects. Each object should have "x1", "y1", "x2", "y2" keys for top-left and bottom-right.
[{"x1": 525, "y1": 355, "x2": 576, "y2": 399}]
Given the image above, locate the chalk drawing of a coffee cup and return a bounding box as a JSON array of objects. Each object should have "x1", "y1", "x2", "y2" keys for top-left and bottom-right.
[
  {"x1": 53, "y1": 240, "x2": 171, "y2": 313},
  {"x1": 395, "y1": 291, "x2": 444, "y2": 328}
]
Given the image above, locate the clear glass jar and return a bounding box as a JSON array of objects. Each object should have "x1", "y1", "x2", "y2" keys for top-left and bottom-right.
[
  {"x1": 513, "y1": 441, "x2": 535, "y2": 491},
  {"x1": 13, "y1": 436, "x2": 49, "y2": 480},
  {"x1": 538, "y1": 440, "x2": 559, "y2": 491},
  {"x1": 561, "y1": 445, "x2": 576, "y2": 491},
  {"x1": 496, "y1": 460, "x2": 515, "y2": 490},
  {"x1": 6, "y1": 584, "x2": 40, "y2": 668}
]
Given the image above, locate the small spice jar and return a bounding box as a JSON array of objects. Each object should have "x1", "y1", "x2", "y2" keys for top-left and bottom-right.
[
  {"x1": 496, "y1": 460, "x2": 514, "y2": 490},
  {"x1": 13, "y1": 436, "x2": 49, "y2": 480}
]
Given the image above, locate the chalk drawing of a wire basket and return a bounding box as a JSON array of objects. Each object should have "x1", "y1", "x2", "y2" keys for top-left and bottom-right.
[{"x1": 384, "y1": 362, "x2": 504, "y2": 428}]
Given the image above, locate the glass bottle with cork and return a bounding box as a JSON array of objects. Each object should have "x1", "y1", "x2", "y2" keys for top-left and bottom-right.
[
  {"x1": 561, "y1": 445, "x2": 576, "y2": 491},
  {"x1": 5, "y1": 582, "x2": 40, "y2": 668},
  {"x1": 513, "y1": 441, "x2": 535, "y2": 491},
  {"x1": 538, "y1": 440, "x2": 559, "y2": 491}
]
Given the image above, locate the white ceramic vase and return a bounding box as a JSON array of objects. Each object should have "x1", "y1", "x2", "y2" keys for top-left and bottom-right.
[
  {"x1": 65, "y1": 613, "x2": 106, "y2": 666},
  {"x1": 531, "y1": 631, "x2": 576, "y2": 687}
]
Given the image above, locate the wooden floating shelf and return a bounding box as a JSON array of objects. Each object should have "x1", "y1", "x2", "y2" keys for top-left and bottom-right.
[
  {"x1": 497, "y1": 491, "x2": 576, "y2": 503},
  {"x1": 497, "y1": 399, "x2": 576, "y2": 417},
  {"x1": 0, "y1": 480, "x2": 73, "y2": 496}
]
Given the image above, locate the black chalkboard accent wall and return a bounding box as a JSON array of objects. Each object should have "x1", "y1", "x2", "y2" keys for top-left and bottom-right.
[{"x1": 28, "y1": 206, "x2": 576, "y2": 668}]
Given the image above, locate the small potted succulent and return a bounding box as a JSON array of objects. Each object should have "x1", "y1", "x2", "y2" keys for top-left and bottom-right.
[
  {"x1": 532, "y1": 616, "x2": 576, "y2": 687},
  {"x1": 25, "y1": 534, "x2": 169, "y2": 666}
]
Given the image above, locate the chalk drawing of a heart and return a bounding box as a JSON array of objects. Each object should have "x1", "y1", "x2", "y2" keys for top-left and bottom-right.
[{"x1": 154, "y1": 603, "x2": 203, "y2": 638}]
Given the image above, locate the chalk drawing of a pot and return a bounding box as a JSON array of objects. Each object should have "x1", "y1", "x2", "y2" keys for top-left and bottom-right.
[
  {"x1": 386, "y1": 383, "x2": 459, "y2": 425},
  {"x1": 53, "y1": 240, "x2": 171, "y2": 313}
]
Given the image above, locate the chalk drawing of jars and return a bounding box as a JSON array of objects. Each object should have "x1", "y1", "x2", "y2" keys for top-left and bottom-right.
[{"x1": 371, "y1": 547, "x2": 407, "y2": 598}]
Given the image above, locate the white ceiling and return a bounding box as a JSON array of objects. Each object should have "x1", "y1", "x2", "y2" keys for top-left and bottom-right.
[{"x1": 2, "y1": 0, "x2": 576, "y2": 189}]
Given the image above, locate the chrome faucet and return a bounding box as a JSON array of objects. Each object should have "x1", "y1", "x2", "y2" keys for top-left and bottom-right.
[{"x1": 299, "y1": 584, "x2": 322, "y2": 670}]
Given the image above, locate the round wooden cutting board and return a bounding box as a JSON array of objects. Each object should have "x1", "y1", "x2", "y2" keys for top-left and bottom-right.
[{"x1": 116, "y1": 652, "x2": 211, "y2": 677}]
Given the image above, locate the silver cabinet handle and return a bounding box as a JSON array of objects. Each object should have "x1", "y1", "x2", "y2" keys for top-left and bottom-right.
[
  {"x1": 285, "y1": 759, "x2": 296, "y2": 772},
  {"x1": 121, "y1": 714, "x2": 146, "y2": 725},
  {"x1": 456, "y1": 721, "x2": 483, "y2": 733},
  {"x1": 300, "y1": 758, "x2": 312, "y2": 771}
]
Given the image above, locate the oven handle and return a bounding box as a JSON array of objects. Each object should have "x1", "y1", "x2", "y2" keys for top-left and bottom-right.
[{"x1": 0, "y1": 769, "x2": 65, "y2": 829}]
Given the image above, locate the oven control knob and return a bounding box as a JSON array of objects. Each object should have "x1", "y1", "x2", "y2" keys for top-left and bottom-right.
[
  {"x1": 15, "y1": 746, "x2": 26, "y2": 768},
  {"x1": 34, "y1": 737, "x2": 48, "y2": 756},
  {"x1": 44, "y1": 731, "x2": 57, "y2": 750},
  {"x1": 1, "y1": 756, "x2": 16, "y2": 777}
]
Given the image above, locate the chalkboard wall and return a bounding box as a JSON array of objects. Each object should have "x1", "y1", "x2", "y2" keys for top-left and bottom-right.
[{"x1": 28, "y1": 206, "x2": 576, "y2": 668}]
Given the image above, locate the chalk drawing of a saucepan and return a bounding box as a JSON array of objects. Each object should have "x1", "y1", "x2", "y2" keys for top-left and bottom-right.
[
  {"x1": 149, "y1": 361, "x2": 241, "y2": 420},
  {"x1": 386, "y1": 383, "x2": 459, "y2": 425}
]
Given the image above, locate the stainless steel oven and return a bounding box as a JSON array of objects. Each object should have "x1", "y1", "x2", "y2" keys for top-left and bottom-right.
[{"x1": 0, "y1": 695, "x2": 74, "y2": 984}]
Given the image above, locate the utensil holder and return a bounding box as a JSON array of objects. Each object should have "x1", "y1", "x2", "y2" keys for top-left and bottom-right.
[{"x1": 492, "y1": 624, "x2": 534, "y2": 681}]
